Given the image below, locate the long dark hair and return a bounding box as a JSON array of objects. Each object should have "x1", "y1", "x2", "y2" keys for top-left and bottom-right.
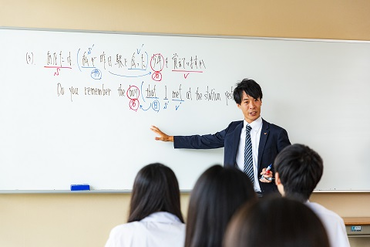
[
  {"x1": 128, "y1": 163, "x2": 184, "y2": 223},
  {"x1": 224, "y1": 196, "x2": 330, "y2": 247},
  {"x1": 185, "y1": 165, "x2": 256, "y2": 247}
]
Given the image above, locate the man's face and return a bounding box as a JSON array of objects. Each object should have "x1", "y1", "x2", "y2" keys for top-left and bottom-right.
[{"x1": 237, "y1": 91, "x2": 262, "y2": 123}]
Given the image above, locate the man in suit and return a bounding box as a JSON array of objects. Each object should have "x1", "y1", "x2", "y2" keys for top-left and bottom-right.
[{"x1": 151, "y1": 79, "x2": 291, "y2": 196}]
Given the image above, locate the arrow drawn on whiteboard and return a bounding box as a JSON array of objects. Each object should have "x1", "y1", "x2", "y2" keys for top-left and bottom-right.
[{"x1": 140, "y1": 104, "x2": 151, "y2": 111}]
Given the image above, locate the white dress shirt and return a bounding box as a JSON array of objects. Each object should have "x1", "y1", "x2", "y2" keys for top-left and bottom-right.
[
  {"x1": 236, "y1": 117, "x2": 262, "y2": 192},
  {"x1": 105, "y1": 212, "x2": 185, "y2": 247},
  {"x1": 306, "y1": 201, "x2": 350, "y2": 247}
]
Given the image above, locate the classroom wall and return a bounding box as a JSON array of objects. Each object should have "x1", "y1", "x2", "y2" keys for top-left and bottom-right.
[{"x1": 1, "y1": 1, "x2": 370, "y2": 247}]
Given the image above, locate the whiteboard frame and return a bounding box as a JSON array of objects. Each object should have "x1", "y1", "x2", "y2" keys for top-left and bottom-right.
[{"x1": 1, "y1": 26, "x2": 370, "y2": 193}]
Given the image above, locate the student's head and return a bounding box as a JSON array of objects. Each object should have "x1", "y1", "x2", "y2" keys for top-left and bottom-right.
[
  {"x1": 233, "y1": 79, "x2": 263, "y2": 123},
  {"x1": 128, "y1": 162, "x2": 184, "y2": 223},
  {"x1": 223, "y1": 196, "x2": 330, "y2": 247},
  {"x1": 274, "y1": 144, "x2": 323, "y2": 202},
  {"x1": 185, "y1": 165, "x2": 257, "y2": 247}
]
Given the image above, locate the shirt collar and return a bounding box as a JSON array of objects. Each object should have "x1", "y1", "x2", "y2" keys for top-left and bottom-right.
[
  {"x1": 141, "y1": 212, "x2": 182, "y2": 224},
  {"x1": 244, "y1": 116, "x2": 262, "y2": 131}
]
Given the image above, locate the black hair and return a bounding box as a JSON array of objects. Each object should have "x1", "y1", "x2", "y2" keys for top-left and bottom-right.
[
  {"x1": 274, "y1": 144, "x2": 323, "y2": 202},
  {"x1": 233, "y1": 78, "x2": 263, "y2": 104},
  {"x1": 224, "y1": 196, "x2": 330, "y2": 247},
  {"x1": 128, "y1": 162, "x2": 184, "y2": 223},
  {"x1": 185, "y1": 165, "x2": 256, "y2": 247}
]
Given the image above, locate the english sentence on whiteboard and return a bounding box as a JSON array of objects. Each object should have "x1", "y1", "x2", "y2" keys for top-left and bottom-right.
[
  {"x1": 26, "y1": 44, "x2": 234, "y2": 111},
  {"x1": 26, "y1": 44, "x2": 207, "y2": 80},
  {"x1": 56, "y1": 82, "x2": 235, "y2": 112}
]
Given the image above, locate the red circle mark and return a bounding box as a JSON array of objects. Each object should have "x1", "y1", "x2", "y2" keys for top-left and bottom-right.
[
  {"x1": 129, "y1": 99, "x2": 140, "y2": 111},
  {"x1": 126, "y1": 85, "x2": 140, "y2": 100},
  {"x1": 152, "y1": 72, "x2": 163, "y2": 82},
  {"x1": 150, "y1": 53, "x2": 165, "y2": 72}
]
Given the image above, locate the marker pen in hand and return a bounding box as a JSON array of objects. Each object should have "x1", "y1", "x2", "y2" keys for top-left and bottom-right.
[{"x1": 260, "y1": 164, "x2": 272, "y2": 180}]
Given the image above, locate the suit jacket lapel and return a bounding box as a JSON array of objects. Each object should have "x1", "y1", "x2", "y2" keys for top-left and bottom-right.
[
  {"x1": 232, "y1": 121, "x2": 243, "y2": 158},
  {"x1": 258, "y1": 119, "x2": 270, "y2": 168}
]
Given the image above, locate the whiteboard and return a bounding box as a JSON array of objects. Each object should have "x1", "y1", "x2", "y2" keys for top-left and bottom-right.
[{"x1": 0, "y1": 28, "x2": 369, "y2": 192}]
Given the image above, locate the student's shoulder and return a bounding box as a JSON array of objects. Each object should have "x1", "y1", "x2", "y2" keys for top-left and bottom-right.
[
  {"x1": 109, "y1": 222, "x2": 144, "y2": 236},
  {"x1": 307, "y1": 202, "x2": 345, "y2": 224}
]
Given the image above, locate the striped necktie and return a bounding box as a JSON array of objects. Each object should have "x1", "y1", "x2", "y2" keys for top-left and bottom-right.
[{"x1": 244, "y1": 125, "x2": 254, "y2": 185}]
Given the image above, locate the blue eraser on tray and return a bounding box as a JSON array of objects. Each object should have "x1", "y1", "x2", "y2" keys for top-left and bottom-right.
[{"x1": 71, "y1": 184, "x2": 90, "y2": 191}]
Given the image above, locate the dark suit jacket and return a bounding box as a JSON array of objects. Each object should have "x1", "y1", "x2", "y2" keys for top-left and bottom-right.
[{"x1": 174, "y1": 119, "x2": 291, "y2": 195}]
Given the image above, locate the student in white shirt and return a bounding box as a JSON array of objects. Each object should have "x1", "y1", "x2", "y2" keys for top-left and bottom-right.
[
  {"x1": 274, "y1": 144, "x2": 350, "y2": 247},
  {"x1": 105, "y1": 163, "x2": 185, "y2": 247}
]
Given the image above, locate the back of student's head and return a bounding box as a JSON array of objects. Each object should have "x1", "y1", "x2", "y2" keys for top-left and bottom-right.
[
  {"x1": 128, "y1": 162, "x2": 184, "y2": 223},
  {"x1": 223, "y1": 196, "x2": 330, "y2": 247},
  {"x1": 185, "y1": 165, "x2": 257, "y2": 247},
  {"x1": 274, "y1": 144, "x2": 323, "y2": 202},
  {"x1": 233, "y1": 78, "x2": 263, "y2": 104}
]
